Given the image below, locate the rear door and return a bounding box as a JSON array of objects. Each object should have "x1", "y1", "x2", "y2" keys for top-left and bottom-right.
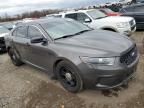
[{"x1": 12, "y1": 26, "x2": 29, "y2": 60}]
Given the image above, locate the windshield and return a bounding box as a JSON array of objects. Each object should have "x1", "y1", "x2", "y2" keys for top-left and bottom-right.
[
  {"x1": 42, "y1": 19, "x2": 91, "y2": 39},
  {"x1": 103, "y1": 8, "x2": 114, "y2": 13},
  {"x1": 87, "y1": 10, "x2": 107, "y2": 19},
  {"x1": 0, "y1": 26, "x2": 9, "y2": 34}
]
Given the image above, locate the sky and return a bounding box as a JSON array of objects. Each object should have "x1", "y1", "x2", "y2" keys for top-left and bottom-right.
[{"x1": 0, "y1": 0, "x2": 118, "y2": 16}]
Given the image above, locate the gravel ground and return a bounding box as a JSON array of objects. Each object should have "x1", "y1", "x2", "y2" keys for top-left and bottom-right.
[{"x1": 0, "y1": 32, "x2": 144, "y2": 108}]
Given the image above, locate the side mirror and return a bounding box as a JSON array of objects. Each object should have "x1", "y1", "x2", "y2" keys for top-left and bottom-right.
[
  {"x1": 84, "y1": 18, "x2": 91, "y2": 23},
  {"x1": 31, "y1": 37, "x2": 47, "y2": 44}
]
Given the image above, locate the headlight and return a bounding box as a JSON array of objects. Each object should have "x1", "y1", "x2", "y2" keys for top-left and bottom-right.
[
  {"x1": 80, "y1": 57, "x2": 115, "y2": 66},
  {"x1": 117, "y1": 22, "x2": 129, "y2": 28}
]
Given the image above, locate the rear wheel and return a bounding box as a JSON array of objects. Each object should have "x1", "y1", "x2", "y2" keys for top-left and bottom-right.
[
  {"x1": 56, "y1": 61, "x2": 83, "y2": 93},
  {"x1": 8, "y1": 48, "x2": 23, "y2": 66}
]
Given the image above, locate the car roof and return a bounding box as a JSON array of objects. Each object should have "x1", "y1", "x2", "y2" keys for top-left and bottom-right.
[
  {"x1": 59, "y1": 9, "x2": 96, "y2": 14},
  {"x1": 19, "y1": 17, "x2": 73, "y2": 26}
]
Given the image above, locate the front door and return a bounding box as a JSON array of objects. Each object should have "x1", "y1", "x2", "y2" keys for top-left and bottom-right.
[{"x1": 26, "y1": 26, "x2": 51, "y2": 71}]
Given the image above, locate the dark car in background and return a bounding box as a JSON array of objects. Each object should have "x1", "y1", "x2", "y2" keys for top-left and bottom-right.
[
  {"x1": 99, "y1": 8, "x2": 121, "y2": 16},
  {"x1": 120, "y1": 3, "x2": 144, "y2": 29},
  {"x1": 136, "y1": 0, "x2": 144, "y2": 3},
  {"x1": 5, "y1": 18, "x2": 139, "y2": 93},
  {"x1": 0, "y1": 26, "x2": 9, "y2": 52}
]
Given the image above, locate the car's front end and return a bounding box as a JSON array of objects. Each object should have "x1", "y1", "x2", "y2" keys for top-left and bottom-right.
[
  {"x1": 85, "y1": 9, "x2": 136, "y2": 36},
  {"x1": 0, "y1": 27, "x2": 10, "y2": 53},
  {"x1": 0, "y1": 36, "x2": 6, "y2": 52},
  {"x1": 41, "y1": 18, "x2": 139, "y2": 92},
  {"x1": 78, "y1": 45, "x2": 139, "y2": 89},
  {"x1": 116, "y1": 18, "x2": 136, "y2": 36},
  {"x1": 54, "y1": 26, "x2": 139, "y2": 90}
]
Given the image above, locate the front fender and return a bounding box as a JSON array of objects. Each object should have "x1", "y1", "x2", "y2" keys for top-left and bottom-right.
[{"x1": 100, "y1": 26, "x2": 118, "y2": 32}]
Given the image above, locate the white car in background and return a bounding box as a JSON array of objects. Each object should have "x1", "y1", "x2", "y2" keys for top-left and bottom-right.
[
  {"x1": 54, "y1": 9, "x2": 136, "y2": 36},
  {"x1": 0, "y1": 26, "x2": 9, "y2": 52}
]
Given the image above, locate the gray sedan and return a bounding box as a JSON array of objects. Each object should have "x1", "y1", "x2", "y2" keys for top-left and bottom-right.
[{"x1": 5, "y1": 18, "x2": 139, "y2": 93}]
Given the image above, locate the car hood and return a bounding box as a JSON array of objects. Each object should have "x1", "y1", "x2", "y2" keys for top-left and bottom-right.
[
  {"x1": 97, "y1": 16, "x2": 133, "y2": 22},
  {"x1": 55, "y1": 30, "x2": 134, "y2": 56}
]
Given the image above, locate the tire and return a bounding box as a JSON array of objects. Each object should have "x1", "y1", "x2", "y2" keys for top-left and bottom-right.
[
  {"x1": 105, "y1": 29, "x2": 116, "y2": 32},
  {"x1": 8, "y1": 48, "x2": 23, "y2": 66},
  {"x1": 55, "y1": 61, "x2": 83, "y2": 93}
]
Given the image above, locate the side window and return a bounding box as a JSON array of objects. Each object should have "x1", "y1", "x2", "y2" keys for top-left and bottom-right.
[
  {"x1": 16, "y1": 26, "x2": 27, "y2": 38},
  {"x1": 77, "y1": 13, "x2": 90, "y2": 23},
  {"x1": 28, "y1": 26, "x2": 43, "y2": 38},
  {"x1": 65, "y1": 13, "x2": 77, "y2": 20}
]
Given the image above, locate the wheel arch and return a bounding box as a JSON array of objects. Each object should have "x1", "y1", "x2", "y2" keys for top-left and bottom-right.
[
  {"x1": 101, "y1": 27, "x2": 118, "y2": 32},
  {"x1": 53, "y1": 57, "x2": 82, "y2": 78},
  {"x1": 53, "y1": 57, "x2": 77, "y2": 72}
]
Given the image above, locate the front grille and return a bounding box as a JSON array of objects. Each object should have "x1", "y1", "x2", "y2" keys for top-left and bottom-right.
[
  {"x1": 0, "y1": 37, "x2": 5, "y2": 44},
  {"x1": 131, "y1": 25, "x2": 136, "y2": 31},
  {"x1": 120, "y1": 46, "x2": 137, "y2": 65}
]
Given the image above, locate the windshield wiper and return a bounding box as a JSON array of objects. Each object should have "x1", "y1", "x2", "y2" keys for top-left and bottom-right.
[
  {"x1": 54, "y1": 34, "x2": 75, "y2": 40},
  {"x1": 75, "y1": 29, "x2": 92, "y2": 35},
  {"x1": 55, "y1": 29, "x2": 92, "y2": 40}
]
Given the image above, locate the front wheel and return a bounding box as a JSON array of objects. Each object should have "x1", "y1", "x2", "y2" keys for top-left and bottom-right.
[
  {"x1": 8, "y1": 48, "x2": 23, "y2": 66},
  {"x1": 56, "y1": 61, "x2": 83, "y2": 93}
]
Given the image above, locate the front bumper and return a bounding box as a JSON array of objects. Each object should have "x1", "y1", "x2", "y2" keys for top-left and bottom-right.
[
  {"x1": 0, "y1": 43, "x2": 6, "y2": 52},
  {"x1": 95, "y1": 64, "x2": 136, "y2": 89},
  {"x1": 78, "y1": 54, "x2": 139, "y2": 89},
  {"x1": 118, "y1": 25, "x2": 136, "y2": 36}
]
